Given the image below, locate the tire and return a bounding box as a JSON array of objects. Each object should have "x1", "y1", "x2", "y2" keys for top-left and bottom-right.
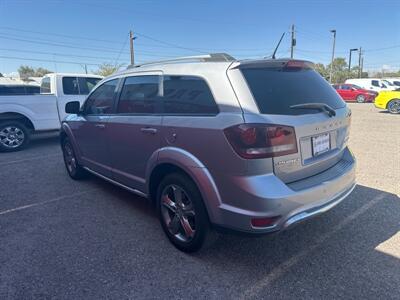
[
  {"x1": 387, "y1": 99, "x2": 400, "y2": 114},
  {"x1": 157, "y1": 172, "x2": 215, "y2": 252},
  {"x1": 356, "y1": 95, "x2": 365, "y2": 103},
  {"x1": 0, "y1": 121, "x2": 30, "y2": 152},
  {"x1": 61, "y1": 137, "x2": 87, "y2": 180}
]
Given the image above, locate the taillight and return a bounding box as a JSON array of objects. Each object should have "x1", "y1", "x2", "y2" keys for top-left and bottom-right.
[{"x1": 224, "y1": 123, "x2": 298, "y2": 159}]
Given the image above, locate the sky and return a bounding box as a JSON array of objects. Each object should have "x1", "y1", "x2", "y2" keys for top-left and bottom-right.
[{"x1": 0, "y1": 0, "x2": 399, "y2": 76}]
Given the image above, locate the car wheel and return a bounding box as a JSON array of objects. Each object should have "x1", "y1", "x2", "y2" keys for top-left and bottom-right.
[
  {"x1": 157, "y1": 173, "x2": 215, "y2": 252},
  {"x1": 0, "y1": 121, "x2": 30, "y2": 152},
  {"x1": 356, "y1": 95, "x2": 365, "y2": 103},
  {"x1": 387, "y1": 99, "x2": 400, "y2": 114},
  {"x1": 62, "y1": 137, "x2": 87, "y2": 179}
]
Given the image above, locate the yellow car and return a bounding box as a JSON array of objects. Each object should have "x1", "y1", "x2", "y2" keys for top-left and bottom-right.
[{"x1": 374, "y1": 90, "x2": 400, "y2": 114}]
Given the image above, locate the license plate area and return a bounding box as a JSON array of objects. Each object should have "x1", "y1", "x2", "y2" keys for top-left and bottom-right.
[{"x1": 312, "y1": 133, "x2": 330, "y2": 156}]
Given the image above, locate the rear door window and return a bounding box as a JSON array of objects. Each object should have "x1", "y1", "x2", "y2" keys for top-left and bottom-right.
[
  {"x1": 117, "y1": 76, "x2": 160, "y2": 114},
  {"x1": 163, "y1": 76, "x2": 218, "y2": 115},
  {"x1": 240, "y1": 66, "x2": 345, "y2": 115}
]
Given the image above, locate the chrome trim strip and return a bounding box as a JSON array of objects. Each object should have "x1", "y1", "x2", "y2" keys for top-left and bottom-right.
[
  {"x1": 83, "y1": 167, "x2": 148, "y2": 198},
  {"x1": 283, "y1": 183, "x2": 356, "y2": 228}
]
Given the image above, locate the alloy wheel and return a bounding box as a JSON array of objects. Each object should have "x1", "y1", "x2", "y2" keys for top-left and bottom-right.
[
  {"x1": 0, "y1": 126, "x2": 25, "y2": 149},
  {"x1": 160, "y1": 184, "x2": 196, "y2": 243},
  {"x1": 388, "y1": 100, "x2": 400, "y2": 114},
  {"x1": 63, "y1": 142, "x2": 77, "y2": 174}
]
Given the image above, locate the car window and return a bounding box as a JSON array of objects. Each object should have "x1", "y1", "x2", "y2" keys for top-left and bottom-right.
[
  {"x1": 63, "y1": 77, "x2": 101, "y2": 95},
  {"x1": 84, "y1": 79, "x2": 119, "y2": 115},
  {"x1": 241, "y1": 66, "x2": 345, "y2": 115},
  {"x1": 117, "y1": 76, "x2": 160, "y2": 114},
  {"x1": 394, "y1": 81, "x2": 400, "y2": 86},
  {"x1": 40, "y1": 77, "x2": 51, "y2": 94},
  {"x1": 371, "y1": 80, "x2": 380, "y2": 87},
  {"x1": 78, "y1": 77, "x2": 101, "y2": 95},
  {"x1": 63, "y1": 77, "x2": 80, "y2": 95},
  {"x1": 341, "y1": 85, "x2": 350, "y2": 90},
  {"x1": 163, "y1": 75, "x2": 218, "y2": 115}
]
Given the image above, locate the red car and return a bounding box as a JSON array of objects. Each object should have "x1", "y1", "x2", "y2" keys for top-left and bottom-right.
[{"x1": 333, "y1": 84, "x2": 377, "y2": 103}]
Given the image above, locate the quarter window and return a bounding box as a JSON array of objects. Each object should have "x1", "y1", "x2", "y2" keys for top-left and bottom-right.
[
  {"x1": 117, "y1": 76, "x2": 160, "y2": 114},
  {"x1": 163, "y1": 76, "x2": 218, "y2": 115},
  {"x1": 84, "y1": 79, "x2": 118, "y2": 115}
]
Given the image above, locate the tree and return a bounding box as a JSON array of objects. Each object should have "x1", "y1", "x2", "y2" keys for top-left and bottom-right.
[
  {"x1": 0, "y1": 72, "x2": 3, "y2": 77},
  {"x1": 313, "y1": 63, "x2": 328, "y2": 79},
  {"x1": 18, "y1": 65, "x2": 52, "y2": 79},
  {"x1": 18, "y1": 65, "x2": 36, "y2": 79},
  {"x1": 326, "y1": 57, "x2": 350, "y2": 84},
  {"x1": 93, "y1": 63, "x2": 124, "y2": 77},
  {"x1": 35, "y1": 67, "x2": 52, "y2": 77}
]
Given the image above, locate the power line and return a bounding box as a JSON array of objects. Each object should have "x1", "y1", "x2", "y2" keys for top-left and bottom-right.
[{"x1": 0, "y1": 55, "x2": 106, "y2": 66}]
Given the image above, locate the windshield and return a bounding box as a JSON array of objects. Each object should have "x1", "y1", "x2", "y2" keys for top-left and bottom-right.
[
  {"x1": 382, "y1": 80, "x2": 394, "y2": 86},
  {"x1": 241, "y1": 67, "x2": 345, "y2": 115}
]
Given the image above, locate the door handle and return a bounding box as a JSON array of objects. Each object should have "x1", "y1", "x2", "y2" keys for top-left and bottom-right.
[
  {"x1": 95, "y1": 124, "x2": 106, "y2": 129},
  {"x1": 140, "y1": 127, "x2": 157, "y2": 134}
]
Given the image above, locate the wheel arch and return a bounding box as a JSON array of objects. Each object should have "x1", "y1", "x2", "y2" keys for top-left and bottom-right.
[
  {"x1": 0, "y1": 112, "x2": 35, "y2": 131},
  {"x1": 386, "y1": 98, "x2": 400, "y2": 109},
  {"x1": 146, "y1": 147, "x2": 222, "y2": 223}
]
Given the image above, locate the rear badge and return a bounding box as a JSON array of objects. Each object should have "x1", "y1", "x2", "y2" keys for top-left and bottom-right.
[{"x1": 275, "y1": 158, "x2": 300, "y2": 167}]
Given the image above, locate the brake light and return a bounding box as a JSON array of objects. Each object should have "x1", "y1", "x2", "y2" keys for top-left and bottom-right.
[
  {"x1": 224, "y1": 124, "x2": 298, "y2": 159},
  {"x1": 285, "y1": 60, "x2": 308, "y2": 69}
]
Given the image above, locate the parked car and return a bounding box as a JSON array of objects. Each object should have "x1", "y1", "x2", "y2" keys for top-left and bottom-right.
[
  {"x1": 0, "y1": 73, "x2": 102, "y2": 151},
  {"x1": 374, "y1": 90, "x2": 400, "y2": 114},
  {"x1": 61, "y1": 54, "x2": 356, "y2": 252},
  {"x1": 332, "y1": 84, "x2": 376, "y2": 103},
  {"x1": 0, "y1": 84, "x2": 40, "y2": 96},
  {"x1": 345, "y1": 78, "x2": 396, "y2": 92}
]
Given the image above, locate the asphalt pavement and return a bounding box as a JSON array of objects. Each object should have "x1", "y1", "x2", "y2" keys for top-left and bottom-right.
[{"x1": 0, "y1": 103, "x2": 399, "y2": 299}]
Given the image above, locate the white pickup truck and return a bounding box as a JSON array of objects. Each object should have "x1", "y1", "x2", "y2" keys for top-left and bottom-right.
[{"x1": 0, "y1": 73, "x2": 102, "y2": 152}]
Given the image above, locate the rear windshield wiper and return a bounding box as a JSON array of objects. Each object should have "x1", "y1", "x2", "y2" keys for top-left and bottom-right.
[{"x1": 289, "y1": 103, "x2": 336, "y2": 117}]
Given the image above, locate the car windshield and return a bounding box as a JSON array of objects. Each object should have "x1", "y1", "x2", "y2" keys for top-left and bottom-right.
[
  {"x1": 382, "y1": 80, "x2": 394, "y2": 86},
  {"x1": 240, "y1": 66, "x2": 345, "y2": 115},
  {"x1": 352, "y1": 84, "x2": 363, "y2": 90}
]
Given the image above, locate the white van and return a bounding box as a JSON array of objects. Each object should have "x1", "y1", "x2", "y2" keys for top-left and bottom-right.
[
  {"x1": 383, "y1": 78, "x2": 400, "y2": 88},
  {"x1": 345, "y1": 78, "x2": 395, "y2": 92}
]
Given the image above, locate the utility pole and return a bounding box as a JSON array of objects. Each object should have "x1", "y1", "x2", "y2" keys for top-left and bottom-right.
[
  {"x1": 290, "y1": 24, "x2": 296, "y2": 59},
  {"x1": 358, "y1": 47, "x2": 362, "y2": 78},
  {"x1": 361, "y1": 56, "x2": 364, "y2": 78},
  {"x1": 84, "y1": 64, "x2": 88, "y2": 74},
  {"x1": 329, "y1": 29, "x2": 336, "y2": 83},
  {"x1": 130, "y1": 30, "x2": 135, "y2": 65}
]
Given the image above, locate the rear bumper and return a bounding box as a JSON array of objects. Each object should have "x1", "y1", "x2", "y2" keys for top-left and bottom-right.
[{"x1": 212, "y1": 147, "x2": 356, "y2": 234}]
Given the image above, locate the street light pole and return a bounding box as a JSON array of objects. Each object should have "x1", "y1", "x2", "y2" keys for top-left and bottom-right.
[
  {"x1": 329, "y1": 29, "x2": 336, "y2": 83},
  {"x1": 348, "y1": 48, "x2": 358, "y2": 75}
]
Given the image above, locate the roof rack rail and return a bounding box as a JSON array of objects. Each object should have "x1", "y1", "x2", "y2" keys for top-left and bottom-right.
[{"x1": 127, "y1": 53, "x2": 235, "y2": 69}]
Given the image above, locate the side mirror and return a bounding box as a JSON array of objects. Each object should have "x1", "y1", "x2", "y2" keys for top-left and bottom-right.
[{"x1": 65, "y1": 101, "x2": 81, "y2": 114}]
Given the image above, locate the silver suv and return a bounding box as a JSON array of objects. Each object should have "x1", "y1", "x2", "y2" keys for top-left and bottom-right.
[{"x1": 61, "y1": 54, "x2": 356, "y2": 252}]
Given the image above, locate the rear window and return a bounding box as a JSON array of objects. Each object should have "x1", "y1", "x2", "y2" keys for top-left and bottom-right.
[
  {"x1": 241, "y1": 67, "x2": 345, "y2": 115},
  {"x1": 63, "y1": 77, "x2": 101, "y2": 95}
]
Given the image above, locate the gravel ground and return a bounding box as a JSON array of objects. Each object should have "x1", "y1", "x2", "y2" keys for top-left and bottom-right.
[{"x1": 0, "y1": 103, "x2": 399, "y2": 299}]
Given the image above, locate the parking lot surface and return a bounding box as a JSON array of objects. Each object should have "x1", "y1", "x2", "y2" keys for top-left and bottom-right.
[{"x1": 0, "y1": 103, "x2": 399, "y2": 299}]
